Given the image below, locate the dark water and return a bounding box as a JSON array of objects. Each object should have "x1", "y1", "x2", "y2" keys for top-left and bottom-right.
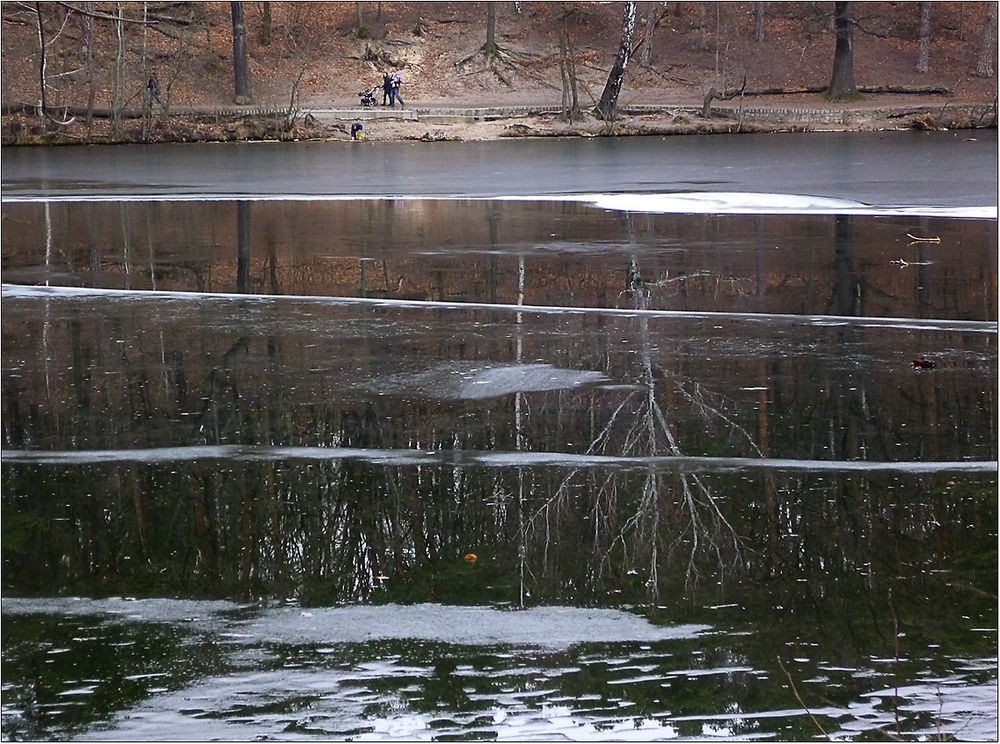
[
  {"x1": 2, "y1": 130, "x2": 997, "y2": 205},
  {"x1": 2, "y1": 136, "x2": 997, "y2": 741}
]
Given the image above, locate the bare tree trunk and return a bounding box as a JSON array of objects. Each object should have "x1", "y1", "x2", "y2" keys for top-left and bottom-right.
[
  {"x1": 697, "y1": 2, "x2": 709, "y2": 50},
  {"x1": 231, "y1": 1, "x2": 253, "y2": 103},
  {"x1": 559, "y1": 22, "x2": 571, "y2": 115},
  {"x1": 641, "y1": 2, "x2": 662, "y2": 68},
  {"x1": 975, "y1": 1, "x2": 996, "y2": 78},
  {"x1": 484, "y1": 1, "x2": 497, "y2": 53},
  {"x1": 558, "y1": 7, "x2": 580, "y2": 121},
  {"x1": 112, "y1": 2, "x2": 125, "y2": 138},
  {"x1": 596, "y1": 1, "x2": 637, "y2": 121},
  {"x1": 827, "y1": 1, "x2": 856, "y2": 100},
  {"x1": 83, "y1": 1, "x2": 96, "y2": 138},
  {"x1": 753, "y1": 1, "x2": 765, "y2": 43},
  {"x1": 259, "y1": 1, "x2": 271, "y2": 45},
  {"x1": 713, "y1": 3, "x2": 721, "y2": 78},
  {"x1": 53, "y1": 3, "x2": 67, "y2": 110},
  {"x1": 33, "y1": 3, "x2": 49, "y2": 129},
  {"x1": 916, "y1": 1, "x2": 930, "y2": 73},
  {"x1": 141, "y1": 1, "x2": 151, "y2": 140},
  {"x1": 568, "y1": 48, "x2": 579, "y2": 116}
]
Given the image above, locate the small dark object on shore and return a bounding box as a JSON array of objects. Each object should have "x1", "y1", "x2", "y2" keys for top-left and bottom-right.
[{"x1": 912, "y1": 357, "x2": 936, "y2": 370}]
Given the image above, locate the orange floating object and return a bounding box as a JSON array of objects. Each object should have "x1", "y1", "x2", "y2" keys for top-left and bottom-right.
[{"x1": 464, "y1": 553, "x2": 478, "y2": 563}]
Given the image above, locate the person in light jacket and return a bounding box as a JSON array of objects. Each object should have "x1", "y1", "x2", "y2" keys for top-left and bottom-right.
[{"x1": 389, "y1": 70, "x2": 405, "y2": 108}]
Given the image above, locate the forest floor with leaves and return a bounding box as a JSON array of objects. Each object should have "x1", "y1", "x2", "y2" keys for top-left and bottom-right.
[{"x1": 1, "y1": 2, "x2": 996, "y2": 145}]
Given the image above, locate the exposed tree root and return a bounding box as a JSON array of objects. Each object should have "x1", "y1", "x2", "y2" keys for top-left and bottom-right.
[
  {"x1": 456, "y1": 45, "x2": 550, "y2": 88},
  {"x1": 699, "y1": 79, "x2": 956, "y2": 118},
  {"x1": 702, "y1": 73, "x2": 747, "y2": 118}
]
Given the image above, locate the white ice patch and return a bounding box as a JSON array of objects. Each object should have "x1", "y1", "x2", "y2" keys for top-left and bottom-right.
[
  {"x1": 74, "y1": 668, "x2": 683, "y2": 742},
  {"x1": 3, "y1": 446, "x2": 997, "y2": 474},
  {"x1": 374, "y1": 362, "x2": 608, "y2": 401},
  {"x1": 5, "y1": 284, "x2": 996, "y2": 334},
  {"x1": 833, "y1": 674, "x2": 999, "y2": 742},
  {"x1": 232, "y1": 604, "x2": 708, "y2": 649},
  {"x1": 457, "y1": 364, "x2": 607, "y2": 400},
  {"x1": 1, "y1": 596, "x2": 243, "y2": 623},
  {"x1": 578, "y1": 192, "x2": 997, "y2": 219},
  {"x1": 1, "y1": 598, "x2": 705, "y2": 649},
  {"x1": 1, "y1": 192, "x2": 995, "y2": 218}
]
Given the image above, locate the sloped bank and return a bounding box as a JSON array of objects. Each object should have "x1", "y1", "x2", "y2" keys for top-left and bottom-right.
[
  {"x1": 475, "y1": 102, "x2": 998, "y2": 140},
  {"x1": 1, "y1": 101, "x2": 995, "y2": 146}
]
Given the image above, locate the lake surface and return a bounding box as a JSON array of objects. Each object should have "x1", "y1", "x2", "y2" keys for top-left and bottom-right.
[{"x1": 1, "y1": 133, "x2": 997, "y2": 741}]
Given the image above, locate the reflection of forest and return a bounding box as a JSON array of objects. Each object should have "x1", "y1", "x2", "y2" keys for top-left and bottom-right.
[
  {"x1": 3, "y1": 198, "x2": 997, "y2": 672},
  {"x1": 3, "y1": 296, "x2": 995, "y2": 461},
  {"x1": 2, "y1": 200, "x2": 996, "y2": 320},
  {"x1": 3, "y1": 289, "x2": 997, "y2": 659},
  {"x1": 3, "y1": 459, "x2": 995, "y2": 660}
]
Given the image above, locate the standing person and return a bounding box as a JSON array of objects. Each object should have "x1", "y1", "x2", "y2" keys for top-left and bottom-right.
[
  {"x1": 381, "y1": 71, "x2": 392, "y2": 106},
  {"x1": 147, "y1": 72, "x2": 163, "y2": 107},
  {"x1": 389, "y1": 69, "x2": 405, "y2": 108}
]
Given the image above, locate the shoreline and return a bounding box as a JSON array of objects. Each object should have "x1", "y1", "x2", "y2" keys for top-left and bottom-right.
[{"x1": 2, "y1": 99, "x2": 996, "y2": 146}]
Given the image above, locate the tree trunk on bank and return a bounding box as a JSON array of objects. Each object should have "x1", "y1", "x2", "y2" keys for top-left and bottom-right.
[
  {"x1": 33, "y1": 3, "x2": 49, "y2": 130},
  {"x1": 559, "y1": 22, "x2": 571, "y2": 116},
  {"x1": 231, "y1": 1, "x2": 253, "y2": 103},
  {"x1": 916, "y1": 2, "x2": 930, "y2": 73},
  {"x1": 596, "y1": 1, "x2": 637, "y2": 121},
  {"x1": 259, "y1": 1, "x2": 271, "y2": 45},
  {"x1": 484, "y1": 1, "x2": 497, "y2": 53},
  {"x1": 558, "y1": 10, "x2": 580, "y2": 121},
  {"x1": 975, "y1": 2, "x2": 996, "y2": 77},
  {"x1": 697, "y1": 2, "x2": 710, "y2": 50},
  {"x1": 54, "y1": 4, "x2": 68, "y2": 110},
  {"x1": 827, "y1": 1, "x2": 856, "y2": 100},
  {"x1": 112, "y1": 2, "x2": 125, "y2": 138},
  {"x1": 83, "y1": 1, "x2": 97, "y2": 137},
  {"x1": 753, "y1": 2, "x2": 765, "y2": 42},
  {"x1": 641, "y1": 2, "x2": 661, "y2": 68}
]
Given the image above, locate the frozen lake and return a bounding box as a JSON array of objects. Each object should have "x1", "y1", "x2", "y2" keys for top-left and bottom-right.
[
  {"x1": 2, "y1": 133, "x2": 996, "y2": 741},
  {"x1": 2, "y1": 130, "x2": 997, "y2": 210}
]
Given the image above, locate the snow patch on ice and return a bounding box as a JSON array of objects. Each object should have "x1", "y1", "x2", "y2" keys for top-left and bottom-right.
[
  {"x1": 233, "y1": 604, "x2": 708, "y2": 648},
  {"x1": 373, "y1": 362, "x2": 608, "y2": 401},
  {"x1": 1, "y1": 596, "x2": 243, "y2": 623},
  {"x1": 501, "y1": 192, "x2": 998, "y2": 219}
]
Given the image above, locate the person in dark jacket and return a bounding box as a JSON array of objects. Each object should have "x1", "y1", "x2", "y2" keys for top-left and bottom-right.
[
  {"x1": 147, "y1": 73, "x2": 162, "y2": 106},
  {"x1": 382, "y1": 72, "x2": 392, "y2": 106}
]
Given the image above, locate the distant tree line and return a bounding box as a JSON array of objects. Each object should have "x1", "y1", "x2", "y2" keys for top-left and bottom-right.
[{"x1": 1, "y1": 1, "x2": 996, "y2": 138}]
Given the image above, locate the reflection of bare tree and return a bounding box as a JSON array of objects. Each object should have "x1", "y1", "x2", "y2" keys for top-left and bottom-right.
[
  {"x1": 515, "y1": 253, "x2": 527, "y2": 606},
  {"x1": 829, "y1": 214, "x2": 861, "y2": 317},
  {"x1": 4, "y1": 229, "x2": 996, "y2": 611},
  {"x1": 525, "y1": 247, "x2": 746, "y2": 598},
  {"x1": 4, "y1": 306, "x2": 995, "y2": 611},
  {"x1": 236, "y1": 201, "x2": 251, "y2": 293}
]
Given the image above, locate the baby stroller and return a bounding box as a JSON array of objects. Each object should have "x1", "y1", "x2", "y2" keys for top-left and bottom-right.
[{"x1": 358, "y1": 85, "x2": 379, "y2": 107}]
